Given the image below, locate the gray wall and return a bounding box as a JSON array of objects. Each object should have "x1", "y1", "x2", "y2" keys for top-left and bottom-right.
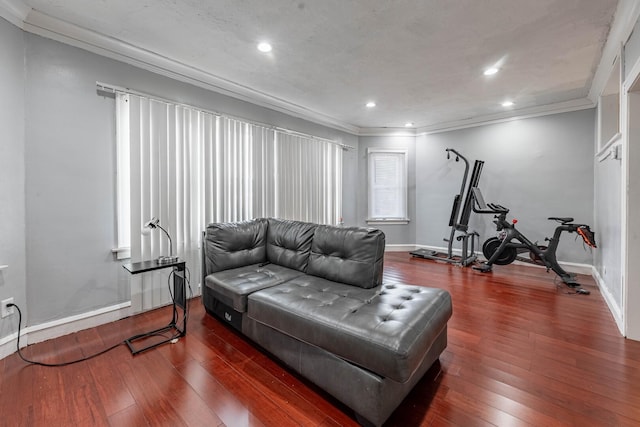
[
  {"x1": 2, "y1": 13, "x2": 601, "y2": 330},
  {"x1": 357, "y1": 135, "x2": 416, "y2": 245},
  {"x1": 21, "y1": 31, "x2": 357, "y2": 325},
  {"x1": 0, "y1": 17, "x2": 27, "y2": 340},
  {"x1": 416, "y1": 109, "x2": 596, "y2": 265}
]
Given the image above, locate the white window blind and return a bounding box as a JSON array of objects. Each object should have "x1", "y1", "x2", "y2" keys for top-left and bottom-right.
[
  {"x1": 274, "y1": 132, "x2": 343, "y2": 224},
  {"x1": 114, "y1": 91, "x2": 343, "y2": 312},
  {"x1": 367, "y1": 149, "x2": 408, "y2": 223}
]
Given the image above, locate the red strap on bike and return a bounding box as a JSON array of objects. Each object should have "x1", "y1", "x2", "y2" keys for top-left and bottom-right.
[{"x1": 577, "y1": 226, "x2": 597, "y2": 248}]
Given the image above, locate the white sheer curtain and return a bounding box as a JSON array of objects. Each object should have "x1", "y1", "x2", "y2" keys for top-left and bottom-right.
[{"x1": 116, "y1": 93, "x2": 343, "y2": 313}]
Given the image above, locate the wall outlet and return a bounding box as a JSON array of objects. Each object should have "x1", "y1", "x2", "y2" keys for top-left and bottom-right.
[{"x1": 1, "y1": 298, "x2": 14, "y2": 318}]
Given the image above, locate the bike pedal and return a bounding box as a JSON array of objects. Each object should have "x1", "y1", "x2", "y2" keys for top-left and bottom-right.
[{"x1": 472, "y1": 263, "x2": 492, "y2": 273}]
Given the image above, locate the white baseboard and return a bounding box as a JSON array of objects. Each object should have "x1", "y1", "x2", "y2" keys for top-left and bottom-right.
[
  {"x1": 0, "y1": 330, "x2": 22, "y2": 360},
  {"x1": 592, "y1": 267, "x2": 624, "y2": 336},
  {"x1": 554, "y1": 261, "x2": 594, "y2": 276},
  {"x1": 0, "y1": 301, "x2": 132, "y2": 361},
  {"x1": 385, "y1": 244, "x2": 419, "y2": 252},
  {"x1": 399, "y1": 243, "x2": 594, "y2": 275},
  {"x1": 0, "y1": 248, "x2": 602, "y2": 361}
]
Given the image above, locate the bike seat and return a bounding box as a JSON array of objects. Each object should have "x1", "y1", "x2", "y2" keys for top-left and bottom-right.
[{"x1": 548, "y1": 217, "x2": 574, "y2": 224}]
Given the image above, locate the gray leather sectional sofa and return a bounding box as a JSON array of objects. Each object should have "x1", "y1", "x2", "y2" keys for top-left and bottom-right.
[{"x1": 201, "y1": 218, "x2": 452, "y2": 426}]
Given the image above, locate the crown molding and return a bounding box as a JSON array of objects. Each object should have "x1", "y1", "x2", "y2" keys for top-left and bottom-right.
[
  {"x1": 357, "y1": 128, "x2": 417, "y2": 137},
  {"x1": 3, "y1": 0, "x2": 616, "y2": 137},
  {"x1": 415, "y1": 98, "x2": 595, "y2": 135},
  {"x1": 18, "y1": 7, "x2": 360, "y2": 135},
  {"x1": 359, "y1": 98, "x2": 595, "y2": 136},
  {"x1": 589, "y1": 0, "x2": 640, "y2": 101},
  {"x1": 0, "y1": 0, "x2": 29, "y2": 28}
]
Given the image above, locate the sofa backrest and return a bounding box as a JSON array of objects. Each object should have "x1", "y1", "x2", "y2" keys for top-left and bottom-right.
[
  {"x1": 307, "y1": 225, "x2": 385, "y2": 289},
  {"x1": 204, "y1": 219, "x2": 267, "y2": 274},
  {"x1": 266, "y1": 218, "x2": 317, "y2": 272}
]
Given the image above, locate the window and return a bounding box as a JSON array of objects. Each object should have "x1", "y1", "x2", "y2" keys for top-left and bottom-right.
[
  {"x1": 367, "y1": 149, "x2": 408, "y2": 224},
  {"x1": 113, "y1": 90, "x2": 344, "y2": 262},
  {"x1": 273, "y1": 132, "x2": 342, "y2": 224},
  {"x1": 112, "y1": 89, "x2": 343, "y2": 312}
]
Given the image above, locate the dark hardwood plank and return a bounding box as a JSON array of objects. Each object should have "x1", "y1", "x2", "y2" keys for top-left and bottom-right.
[
  {"x1": 117, "y1": 355, "x2": 189, "y2": 426},
  {"x1": 108, "y1": 404, "x2": 150, "y2": 427},
  {"x1": 0, "y1": 341, "x2": 36, "y2": 427},
  {"x1": 175, "y1": 358, "x2": 267, "y2": 427},
  {"x1": 198, "y1": 354, "x2": 313, "y2": 426},
  {"x1": 2, "y1": 252, "x2": 640, "y2": 427}
]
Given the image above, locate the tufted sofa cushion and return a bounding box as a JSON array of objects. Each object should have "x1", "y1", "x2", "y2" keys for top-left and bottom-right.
[
  {"x1": 205, "y1": 263, "x2": 304, "y2": 312},
  {"x1": 307, "y1": 225, "x2": 385, "y2": 289},
  {"x1": 204, "y1": 219, "x2": 267, "y2": 274},
  {"x1": 247, "y1": 276, "x2": 452, "y2": 382},
  {"x1": 266, "y1": 218, "x2": 317, "y2": 272}
]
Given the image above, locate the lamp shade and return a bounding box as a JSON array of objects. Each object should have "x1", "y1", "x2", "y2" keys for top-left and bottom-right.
[
  {"x1": 140, "y1": 217, "x2": 178, "y2": 264},
  {"x1": 142, "y1": 217, "x2": 159, "y2": 235}
]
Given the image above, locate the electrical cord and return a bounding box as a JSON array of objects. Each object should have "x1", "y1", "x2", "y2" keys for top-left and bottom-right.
[
  {"x1": 8, "y1": 265, "x2": 195, "y2": 366},
  {"x1": 182, "y1": 266, "x2": 193, "y2": 332},
  {"x1": 165, "y1": 265, "x2": 192, "y2": 340},
  {"x1": 7, "y1": 303, "x2": 126, "y2": 367}
]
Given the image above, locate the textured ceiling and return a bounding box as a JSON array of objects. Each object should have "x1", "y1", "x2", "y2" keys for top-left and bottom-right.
[{"x1": 21, "y1": 0, "x2": 618, "y2": 132}]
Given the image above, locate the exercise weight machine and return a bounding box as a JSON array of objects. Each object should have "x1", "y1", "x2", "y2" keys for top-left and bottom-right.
[
  {"x1": 410, "y1": 148, "x2": 597, "y2": 294},
  {"x1": 411, "y1": 149, "x2": 484, "y2": 266}
]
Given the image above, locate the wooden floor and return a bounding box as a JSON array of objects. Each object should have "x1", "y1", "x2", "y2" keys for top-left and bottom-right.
[{"x1": 2, "y1": 253, "x2": 640, "y2": 426}]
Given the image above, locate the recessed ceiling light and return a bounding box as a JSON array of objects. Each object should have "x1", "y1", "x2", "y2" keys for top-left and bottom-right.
[
  {"x1": 257, "y1": 42, "x2": 272, "y2": 53},
  {"x1": 404, "y1": 122, "x2": 414, "y2": 127},
  {"x1": 484, "y1": 67, "x2": 499, "y2": 76},
  {"x1": 366, "y1": 101, "x2": 376, "y2": 108},
  {"x1": 501, "y1": 101, "x2": 514, "y2": 107}
]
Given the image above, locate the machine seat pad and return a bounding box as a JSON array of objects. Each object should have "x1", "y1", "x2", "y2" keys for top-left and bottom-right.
[
  {"x1": 247, "y1": 276, "x2": 452, "y2": 382},
  {"x1": 548, "y1": 217, "x2": 574, "y2": 223},
  {"x1": 205, "y1": 264, "x2": 304, "y2": 312}
]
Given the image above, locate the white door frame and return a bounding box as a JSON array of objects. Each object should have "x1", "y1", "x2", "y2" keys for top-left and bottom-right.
[{"x1": 622, "y1": 55, "x2": 640, "y2": 339}]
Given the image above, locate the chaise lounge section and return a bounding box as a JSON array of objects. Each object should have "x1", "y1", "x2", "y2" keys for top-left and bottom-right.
[{"x1": 201, "y1": 218, "x2": 452, "y2": 426}]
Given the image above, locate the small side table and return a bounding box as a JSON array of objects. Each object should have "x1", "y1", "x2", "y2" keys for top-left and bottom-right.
[{"x1": 122, "y1": 258, "x2": 187, "y2": 355}]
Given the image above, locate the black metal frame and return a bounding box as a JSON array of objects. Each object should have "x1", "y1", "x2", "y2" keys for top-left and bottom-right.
[
  {"x1": 122, "y1": 259, "x2": 187, "y2": 354},
  {"x1": 474, "y1": 211, "x2": 592, "y2": 293},
  {"x1": 411, "y1": 148, "x2": 483, "y2": 266}
]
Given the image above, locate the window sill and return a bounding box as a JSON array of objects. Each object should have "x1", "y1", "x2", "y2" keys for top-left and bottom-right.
[
  {"x1": 366, "y1": 218, "x2": 410, "y2": 225},
  {"x1": 112, "y1": 247, "x2": 131, "y2": 260}
]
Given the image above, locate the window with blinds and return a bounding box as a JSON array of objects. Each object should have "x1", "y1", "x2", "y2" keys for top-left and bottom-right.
[
  {"x1": 113, "y1": 91, "x2": 343, "y2": 312},
  {"x1": 114, "y1": 92, "x2": 343, "y2": 260},
  {"x1": 367, "y1": 148, "x2": 409, "y2": 224}
]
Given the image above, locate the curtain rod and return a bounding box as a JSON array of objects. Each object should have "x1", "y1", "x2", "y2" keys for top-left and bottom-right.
[{"x1": 96, "y1": 81, "x2": 354, "y2": 150}]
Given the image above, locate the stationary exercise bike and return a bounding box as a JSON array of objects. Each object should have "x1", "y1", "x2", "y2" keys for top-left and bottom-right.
[{"x1": 472, "y1": 190, "x2": 597, "y2": 294}]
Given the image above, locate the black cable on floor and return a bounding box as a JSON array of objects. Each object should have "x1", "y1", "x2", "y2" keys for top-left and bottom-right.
[
  {"x1": 8, "y1": 303, "x2": 126, "y2": 367},
  {"x1": 10, "y1": 265, "x2": 195, "y2": 366}
]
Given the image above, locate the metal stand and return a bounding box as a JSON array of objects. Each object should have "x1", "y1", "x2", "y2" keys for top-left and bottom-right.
[
  {"x1": 122, "y1": 258, "x2": 187, "y2": 355},
  {"x1": 411, "y1": 149, "x2": 483, "y2": 266}
]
